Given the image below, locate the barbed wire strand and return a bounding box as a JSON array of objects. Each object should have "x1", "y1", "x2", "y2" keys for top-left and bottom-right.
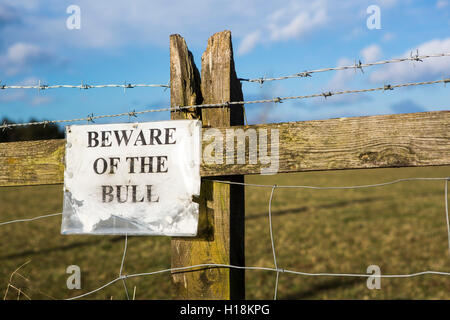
[
  {"x1": 1, "y1": 52, "x2": 448, "y2": 91},
  {"x1": 238, "y1": 52, "x2": 450, "y2": 84},
  {"x1": 1, "y1": 78, "x2": 449, "y2": 130},
  {"x1": 0, "y1": 82, "x2": 170, "y2": 90}
]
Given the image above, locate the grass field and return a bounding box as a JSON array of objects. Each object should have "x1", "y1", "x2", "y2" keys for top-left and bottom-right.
[{"x1": 1, "y1": 166, "x2": 449, "y2": 300}]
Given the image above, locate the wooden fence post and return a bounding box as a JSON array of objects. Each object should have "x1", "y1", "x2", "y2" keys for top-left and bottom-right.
[{"x1": 170, "y1": 31, "x2": 245, "y2": 299}]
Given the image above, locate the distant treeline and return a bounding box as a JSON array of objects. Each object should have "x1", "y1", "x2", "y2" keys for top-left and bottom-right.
[{"x1": 0, "y1": 117, "x2": 65, "y2": 142}]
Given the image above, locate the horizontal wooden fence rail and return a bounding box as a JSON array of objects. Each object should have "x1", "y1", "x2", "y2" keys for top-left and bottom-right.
[{"x1": 0, "y1": 110, "x2": 449, "y2": 187}]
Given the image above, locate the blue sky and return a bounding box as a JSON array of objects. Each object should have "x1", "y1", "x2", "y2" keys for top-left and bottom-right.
[{"x1": 0, "y1": 0, "x2": 449, "y2": 126}]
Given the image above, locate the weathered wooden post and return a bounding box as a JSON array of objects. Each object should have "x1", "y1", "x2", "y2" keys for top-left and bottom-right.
[{"x1": 170, "y1": 31, "x2": 245, "y2": 299}]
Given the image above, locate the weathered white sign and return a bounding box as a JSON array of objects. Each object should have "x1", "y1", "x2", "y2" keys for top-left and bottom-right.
[{"x1": 61, "y1": 120, "x2": 202, "y2": 236}]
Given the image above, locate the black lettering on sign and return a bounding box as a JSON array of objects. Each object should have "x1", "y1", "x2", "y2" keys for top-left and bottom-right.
[
  {"x1": 88, "y1": 131, "x2": 99, "y2": 147},
  {"x1": 114, "y1": 130, "x2": 133, "y2": 146},
  {"x1": 93, "y1": 158, "x2": 108, "y2": 174},
  {"x1": 126, "y1": 157, "x2": 139, "y2": 173},
  {"x1": 165, "y1": 128, "x2": 176, "y2": 144},
  {"x1": 149, "y1": 129, "x2": 162, "y2": 145},
  {"x1": 147, "y1": 185, "x2": 159, "y2": 202},
  {"x1": 109, "y1": 157, "x2": 120, "y2": 174},
  {"x1": 101, "y1": 131, "x2": 112, "y2": 147},
  {"x1": 132, "y1": 185, "x2": 144, "y2": 202},
  {"x1": 140, "y1": 156, "x2": 154, "y2": 173},
  {"x1": 157, "y1": 156, "x2": 168, "y2": 173},
  {"x1": 101, "y1": 185, "x2": 159, "y2": 203},
  {"x1": 86, "y1": 128, "x2": 178, "y2": 147},
  {"x1": 102, "y1": 185, "x2": 114, "y2": 202},
  {"x1": 134, "y1": 131, "x2": 147, "y2": 146},
  {"x1": 116, "y1": 185, "x2": 129, "y2": 203}
]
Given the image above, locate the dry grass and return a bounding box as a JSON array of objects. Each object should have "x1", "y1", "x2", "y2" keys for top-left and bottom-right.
[{"x1": 1, "y1": 166, "x2": 449, "y2": 299}]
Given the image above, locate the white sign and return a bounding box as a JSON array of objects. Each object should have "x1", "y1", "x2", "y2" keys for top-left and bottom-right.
[{"x1": 61, "y1": 120, "x2": 202, "y2": 236}]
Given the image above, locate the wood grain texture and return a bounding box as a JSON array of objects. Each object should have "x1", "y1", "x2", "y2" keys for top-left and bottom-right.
[
  {"x1": 200, "y1": 110, "x2": 450, "y2": 176},
  {"x1": 169, "y1": 34, "x2": 202, "y2": 120},
  {"x1": 0, "y1": 111, "x2": 449, "y2": 187},
  {"x1": 170, "y1": 30, "x2": 245, "y2": 300},
  {"x1": 0, "y1": 139, "x2": 65, "y2": 187}
]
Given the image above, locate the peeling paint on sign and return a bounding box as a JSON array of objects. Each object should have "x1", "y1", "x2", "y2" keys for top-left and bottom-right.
[{"x1": 61, "y1": 120, "x2": 201, "y2": 236}]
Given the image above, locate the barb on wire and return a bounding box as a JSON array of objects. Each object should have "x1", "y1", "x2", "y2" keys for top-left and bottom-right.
[
  {"x1": 86, "y1": 113, "x2": 95, "y2": 123},
  {"x1": 411, "y1": 50, "x2": 423, "y2": 62},
  {"x1": 322, "y1": 91, "x2": 333, "y2": 98},
  {"x1": 1, "y1": 78, "x2": 448, "y2": 131},
  {"x1": 239, "y1": 52, "x2": 450, "y2": 84},
  {"x1": 352, "y1": 60, "x2": 364, "y2": 74}
]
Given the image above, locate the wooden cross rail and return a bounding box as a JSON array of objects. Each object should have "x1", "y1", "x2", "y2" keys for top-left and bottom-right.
[{"x1": 0, "y1": 110, "x2": 449, "y2": 187}]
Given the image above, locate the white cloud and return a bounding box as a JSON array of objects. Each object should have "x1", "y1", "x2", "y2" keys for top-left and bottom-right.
[
  {"x1": 361, "y1": 44, "x2": 382, "y2": 62},
  {"x1": 328, "y1": 57, "x2": 356, "y2": 90},
  {"x1": 370, "y1": 38, "x2": 450, "y2": 83},
  {"x1": 267, "y1": 2, "x2": 327, "y2": 41},
  {"x1": 238, "y1": 31, "x2": 261, "y2": 55},
  {"x1": 378, "y1": 0, "x2": 398, "y2": 7},
  {"x1": 0, "y1": 42, "x2": 51, "y2": 75},
  {"x1": 238, "y1": 1, "x2": 328, "y2": 55},
  {"x1": 31, "y1": 95, "x2": 53, "y2": 106},
  {"x1": 6, "y1": 43, "x2": 44, "y2": 65},
  {"x1": 0, "y1": 0, "x2": 407, "y2": 57},
  {"x1": 0, "y1": 90, "x2": 26, "y2": 102},
  {"x1": 382, "y1": 32, "x2": 395, "y2": 42}
]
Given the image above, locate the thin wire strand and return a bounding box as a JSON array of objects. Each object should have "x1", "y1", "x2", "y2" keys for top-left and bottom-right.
[
  {"x1": 119, "y1": 235, "x2": 130, "y2": 300},
  {"x1": 208, "y1": 177, "x2": 449, "y2": 189},
  {"x1": 1, "y1": 78, "x2": 449, "y2": 130},
  {"x1": 239, "y1": 52, "x2": 450, "y2": 84},
  {"x1": 0, "y1": 213, "x2": 61, "y2": 226},
  {"x1": 269, "y1": 185, "x2": 278, "y2": 269},
  {"x1": 1, "y1": 53, "x2": 448, "y2": 91},
  {"x1": 1, "y1": 177, "x2": 449, "y2": 300},
  {"x1": 66, "y1": 263, "x2": 450, "y2": 300},
  {"x1": 268, "y1": 185, "x2": 280, "y2": 300},
  {"x1": 445, "y1": 179, "x2": 450, "y2": 259}
]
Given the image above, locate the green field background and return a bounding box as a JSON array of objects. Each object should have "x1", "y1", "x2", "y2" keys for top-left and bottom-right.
[{"x1": 1, "y1": 166, "x2": 449, "y2": 300}]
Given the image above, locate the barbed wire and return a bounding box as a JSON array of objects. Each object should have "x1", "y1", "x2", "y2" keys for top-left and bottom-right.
[
  {"x1": 238, "y1": 52, "x2": 450, "y2": 85},
  {"x1": 1, "y1": 52, "x2": 448, "y2": 92},
  {"x1": 1, "y1": 177, "x2": 449, "y2": 300},
  {"x1": 1, "y1": 78, "x2": 448, "y2": 131},
  {"x1": 0, "y1": 80, "x2": 170, "y2": 91}
]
